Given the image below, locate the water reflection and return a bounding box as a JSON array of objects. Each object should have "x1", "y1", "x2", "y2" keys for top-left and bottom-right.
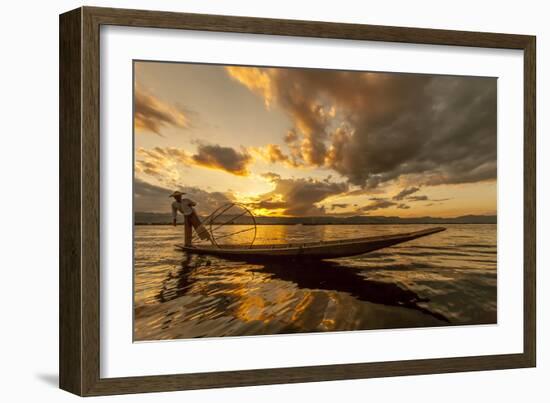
[
  {"x1": 135, "y1": 224, "x2": 496, "y2": 340},
  {"x1": 252, "y1": 260, "x2": 450, "y2": 323},
  {"x1": 157, "y1": 253, "x2": 449, "y2": 325}
]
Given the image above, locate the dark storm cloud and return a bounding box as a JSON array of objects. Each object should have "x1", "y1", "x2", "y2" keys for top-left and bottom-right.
[
  {"x1": 251, "y1": 176, "x2": 348, "y2": 216},
  {"x1": 134, "y1": 86, "x2": 191, "y2": 135},
  {"x1": 228, "y1": 67, "x2": 497, "y2": 189},
  {"x1": 134, "y1": 177, "x2": 232, "y2": 214},
  {"x1": 393, "y1": 186, "x2": 420, "y2": 201},
  {"x1": 191, "y1": 144, "x2": 252, "y2": 176}
]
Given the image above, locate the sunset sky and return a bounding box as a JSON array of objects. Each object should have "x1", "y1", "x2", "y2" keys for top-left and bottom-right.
[{"x1": 134, "y1": 61, "x2": 496, "y2": 218}]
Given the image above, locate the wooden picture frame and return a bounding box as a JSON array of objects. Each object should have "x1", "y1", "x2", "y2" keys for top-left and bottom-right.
[{"x1": 59, "y1": 6, "x2": 536, "y2": 396}]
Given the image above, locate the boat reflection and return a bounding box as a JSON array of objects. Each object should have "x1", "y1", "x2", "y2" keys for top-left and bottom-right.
[
  {"x1": 157, "y1": 253, "x2": 449, "y2": 324},
  {"x1": 252, "y1": 259, "x2": 449, "y2": 323}
]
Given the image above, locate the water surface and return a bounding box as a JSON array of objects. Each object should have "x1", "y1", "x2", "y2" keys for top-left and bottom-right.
[{"x1": 134, "y1": 224, "x2": 496, "y2": 340}]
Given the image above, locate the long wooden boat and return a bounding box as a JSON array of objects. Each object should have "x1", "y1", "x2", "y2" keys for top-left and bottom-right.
[{"x1": 176, "y1": 227, "x2": 446, "y2": 260}]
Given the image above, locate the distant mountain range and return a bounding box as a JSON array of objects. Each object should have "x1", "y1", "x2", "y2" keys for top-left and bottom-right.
[{"x1": 135, "y1": 212, "x2": 496, "y2": 225}]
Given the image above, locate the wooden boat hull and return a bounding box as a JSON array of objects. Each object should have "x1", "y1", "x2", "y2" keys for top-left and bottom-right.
[{"x1": 176, "y1": 227, "x2": 446, "y2": 260}]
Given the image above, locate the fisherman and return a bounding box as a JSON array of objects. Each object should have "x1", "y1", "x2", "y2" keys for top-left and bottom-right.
[{"x1": 169, "y1": 191, "x2": 211, "y2": 246}]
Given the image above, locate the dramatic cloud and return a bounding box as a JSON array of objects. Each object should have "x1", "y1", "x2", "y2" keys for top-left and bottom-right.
[
  {"x1": 393, "y1": 186, "x2": 420, "y2": 201},
  {"x1": 249, "y1": 175, "x2": 348, "y2": 216},
  {"x1": 331, "y1": 203, "x2": 350, "y2": 210},
  {"x1": 226, "y1": 67, "x2": 497, "y2": 189},
  {"x1": 252, "y1": 144, "x2": 293, "y2": 166},
  {"x1": 136, "y1": 143, "x2": 253, "y2": 178},
  {"x1": 134, "y1": 177, "x2": 232, "y2": 214},
  {"x1": 134, "y1": 86, "x2": 191, "y2": 135},
  {"x1": 191, "y1": 144, "x2": 252, "y2": 176}
]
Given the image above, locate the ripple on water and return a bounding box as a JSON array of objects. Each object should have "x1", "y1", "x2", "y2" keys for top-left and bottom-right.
[{"x1": 134, "y1": 224, "x2": 497, "y2": 340}]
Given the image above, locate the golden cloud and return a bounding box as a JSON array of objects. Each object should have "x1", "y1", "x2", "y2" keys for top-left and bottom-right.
[
  {"x1": 251, "y1": 144, "x2": 296, "y2": 167},
  {"x1": 247, "y1": 175, "x2": 349, "y2": 216},
  {"x1": 135, "y1": 147, "x2": 190, "y2": 186},
  {"x1": 227, "y1": 66, "x2": 497, "y2": 189},
  {"x1": 134, "y1": 85, "x2": 191, "y2": 135},
  {"x1": 136, "y1": 144, "x2": 253, "y2": 178},
  {"x1": 191, "y1": 144, "x2": 252, "y2": 176},
  {"x1": 225, "y1": 66, "x2": 276, "y2": 108}
]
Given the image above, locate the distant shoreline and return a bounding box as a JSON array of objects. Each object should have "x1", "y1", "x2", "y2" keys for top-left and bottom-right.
[
  {"x1": 134, "y1": 212, "x2": 496, "y2": 226},
  {"x1": 135, "y1": 222, "x2": 496, "y2": 226}
]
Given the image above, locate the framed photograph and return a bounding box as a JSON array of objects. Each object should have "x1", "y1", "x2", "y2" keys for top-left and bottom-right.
[{"x1": 59, "y1": 6, "x2": 536, "y2": 396}]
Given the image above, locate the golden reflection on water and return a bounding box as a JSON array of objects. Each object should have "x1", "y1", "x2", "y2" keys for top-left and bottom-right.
[{"x1": 134, "y1": 224, "x2": 497, "y2": 341}]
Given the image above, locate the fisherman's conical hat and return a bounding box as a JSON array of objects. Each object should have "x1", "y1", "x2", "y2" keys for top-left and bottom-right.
[{"x1": 169, "y1": 190, "x2": 186, "y2": 198}]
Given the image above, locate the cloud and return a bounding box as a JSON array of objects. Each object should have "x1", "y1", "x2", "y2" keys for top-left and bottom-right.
[
  {"x1": 226, "y1": 67, "x2": 336, "y2": 166},
  {"x1": 225, "y1": 66, "x2": 275, "y2": 107},
  {"x1": 249, "y1": 175, "x2": 348, "y2": 216},
  {"x1": 407, "y1": 195, "x2": 429, "y2": 202},
  {"x1": 284, "y1": 130, "x2": 299, "y2": 144},
  {"x1": 252, "y1": 143, "x2": 307, "y2": 168},
  {"x1": 134, "y1": 86, "x2": 191, "y2": 135},
  {"x1": 393, "y1": 186, "x2": 420, "y2": 201},
  {"x1": 403, "y1": 195, "x2": 450, "y2": 203},
  {"x1": 252, "y1": 144, "x2": 291, "y2": 165},
  {"x1": 136, "y1": 143, "x2": 253, "y2": 178},
  {"x1": 191, "y1": 144, "x2": 252, "y2": 176},
  {"x1": 227, "y1": 66, "x2": 497, "y2": 189},
  {"x1": 331, "y1": 203, "x2": 349, "y2": 210},
  {"x1": 357, "y1": 199, "x2": 397, "y2": 212},
  {"x1": 134, "y1": 177, "x2": 232, "y2": 214},
  {"x1": 260, "y1": 172, "x2": 282, "y2": 181},
  {"x1": 135, "y1": 147, "x2": 190, "y2": 186}
]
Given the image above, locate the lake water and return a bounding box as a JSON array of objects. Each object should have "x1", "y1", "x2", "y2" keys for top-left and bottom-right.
[{"x1": 134, "y1": 224, "x2": 496, "y2": 341}]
